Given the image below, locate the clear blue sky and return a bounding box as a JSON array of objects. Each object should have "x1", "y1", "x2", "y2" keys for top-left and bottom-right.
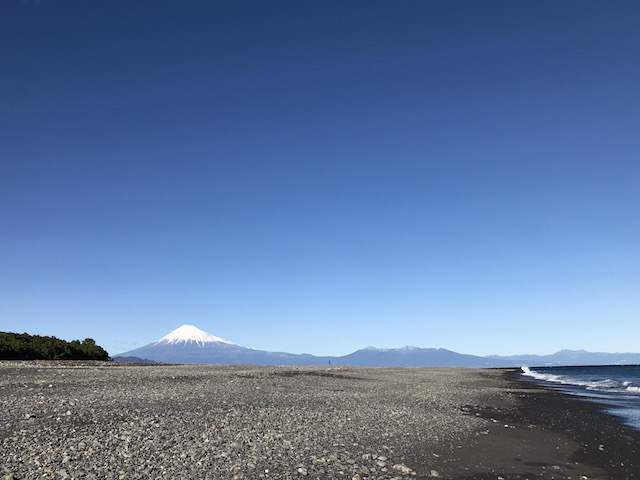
[{"x1": 1, "y1": 0, "x2": 638, "y2": 357}]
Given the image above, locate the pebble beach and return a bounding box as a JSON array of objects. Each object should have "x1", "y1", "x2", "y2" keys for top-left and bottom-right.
[{"x1": 1, "y1": 362, "x2": 639, "y2": 479}]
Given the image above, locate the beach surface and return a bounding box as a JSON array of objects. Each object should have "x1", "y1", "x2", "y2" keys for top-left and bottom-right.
[{"x1": 1, "y1": 362, "x2": 639, "y2": 479}]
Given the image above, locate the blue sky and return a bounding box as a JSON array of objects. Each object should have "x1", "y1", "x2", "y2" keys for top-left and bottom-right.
[{"x1": 1, "y1": 0, "x2": 638, "y2": 357}]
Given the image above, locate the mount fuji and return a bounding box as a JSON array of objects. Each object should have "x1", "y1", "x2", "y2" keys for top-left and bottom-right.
[{"x1": 114, "y1": 325, "x2": 333, "y2": 365}]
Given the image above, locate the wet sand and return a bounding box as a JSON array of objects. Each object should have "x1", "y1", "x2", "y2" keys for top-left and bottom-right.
[
  {"x1": 430, "y1": 370, "x2": 640, "y2": 479},
  {"x1": 1, "y1": 361, "x2": 639, "y2": 479}
]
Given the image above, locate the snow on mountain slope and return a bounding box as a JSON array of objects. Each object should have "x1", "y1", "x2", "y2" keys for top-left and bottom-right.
[{"x1": 155, "y1": 324, "x2": 234, "y2": 347}]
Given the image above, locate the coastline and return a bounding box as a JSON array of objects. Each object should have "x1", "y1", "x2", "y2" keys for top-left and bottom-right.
[
  {"x1": 1, "y1": 362, "x2": 639, "y2": 479},
  {"x1": 516, "y1": 368, "x2": 640, "y2": 478},
  {"x1": 429, "y1": 369, "x2": 640, "y2": 479}
]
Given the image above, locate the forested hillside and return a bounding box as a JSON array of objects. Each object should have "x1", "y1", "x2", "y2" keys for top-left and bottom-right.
[{"x1": 0, "y1": 332, "x2": 109, "y2": 360}]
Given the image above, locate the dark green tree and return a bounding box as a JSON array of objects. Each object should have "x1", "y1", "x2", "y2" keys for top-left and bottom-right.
[{"x1": 0, "y1": 332, "x2": 109, "y2": 361}]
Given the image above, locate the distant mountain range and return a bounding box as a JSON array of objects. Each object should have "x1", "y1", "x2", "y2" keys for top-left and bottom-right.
[{"x1": 113, "y1": 325, "x2": 640, "y2": 368}]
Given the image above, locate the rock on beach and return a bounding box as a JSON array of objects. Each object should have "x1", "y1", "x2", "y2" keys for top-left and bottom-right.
[{"x1": 1, "y1": 361, "x2": 639, "y2": 479}]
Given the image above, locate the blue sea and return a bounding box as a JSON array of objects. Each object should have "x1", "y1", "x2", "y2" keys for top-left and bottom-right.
[{"x1": 521, "y1": 365, "x2": 640, "y2": 431}]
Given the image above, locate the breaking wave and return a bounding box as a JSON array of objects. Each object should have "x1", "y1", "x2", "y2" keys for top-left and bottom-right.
[{"x1": 521, "y1": 366, "x2": 640, "y2": 395}]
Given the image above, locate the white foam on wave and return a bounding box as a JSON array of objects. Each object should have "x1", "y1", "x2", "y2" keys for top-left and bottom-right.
[
  {"x1": 626, "y1": 385, "x2": 640, "y2": 393},
  {"x1": 521, "y1": 366, "x2": 640, "y2": 395},
  {"x1": 520, "y1": 366, "x2": 564, "y2": 383},
  {"x1": 584, "y1": 379, "x2": 620, "y2": 390}
]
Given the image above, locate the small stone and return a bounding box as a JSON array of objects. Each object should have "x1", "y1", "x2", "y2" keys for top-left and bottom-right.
[
  {"x1": 393, "y1": 464, "x2": 415, "y2": 474},
  {"x1": 430, "y1": 470, "x2": 440, "y2": 478},
  {"x1": 297, "y1": 467, "x2": 308, "y2": 476}
]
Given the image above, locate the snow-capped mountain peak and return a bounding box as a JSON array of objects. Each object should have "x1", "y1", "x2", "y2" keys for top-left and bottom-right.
[
  {"x1": 155, "y1": 324, "x2": 233, "y2": 347},
  {"x1": 363, "y1": 346, "x2": 421, "y2": 353}
]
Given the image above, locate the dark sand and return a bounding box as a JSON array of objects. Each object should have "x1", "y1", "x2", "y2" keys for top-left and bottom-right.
[
  {"x1": 432, "y1": 370, "x2": 640, "y2": 479},
  {"x1": 1, "y1": 362, "x2": 639, "y2": 479}
]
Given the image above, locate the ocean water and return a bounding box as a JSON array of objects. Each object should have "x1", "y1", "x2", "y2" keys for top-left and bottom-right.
[{"x1": 521, "y1": 365, "x2": 640, "y2": 431}]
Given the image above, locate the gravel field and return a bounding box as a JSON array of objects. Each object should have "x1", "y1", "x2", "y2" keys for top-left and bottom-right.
[{"x1": 0, "y1": 362, "x2": 510, "y2": 480}]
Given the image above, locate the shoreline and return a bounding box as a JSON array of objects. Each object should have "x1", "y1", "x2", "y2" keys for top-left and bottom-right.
[
  {"x1": 1, "y1": 362, "x2": 640, "y2": 479},
  {"x1": 427, "y1": 369, "x2": 640, "y2": 479}
]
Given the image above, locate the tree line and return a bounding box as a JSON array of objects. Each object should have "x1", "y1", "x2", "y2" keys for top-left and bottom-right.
[{"x1": 0, "y1": 332, "x2": 109, "y2": 361}]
